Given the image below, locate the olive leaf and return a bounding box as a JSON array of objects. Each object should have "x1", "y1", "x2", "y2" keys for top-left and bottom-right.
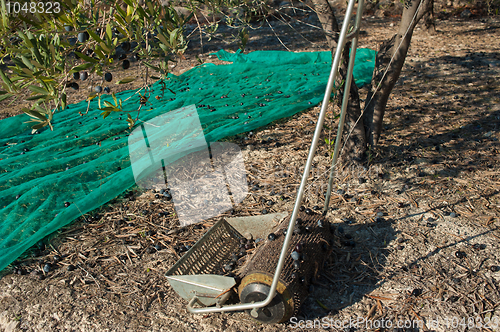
[
  {"x1": 70, "y1": 62, "x2": 94, "y2": 73},
  {"x1": 0, "y1": 92, "x2": 13, "y2": 102},
  {"x1": 143, "y1": 62, "x2": 161, "y2": 71},
  {"x1": 23, "y1": 108, "x2": 47, "y2": 121},
  {"x1": 28, "y1": 85, "x2": 48, "y2": 95},
  {"x1": 26, "y1": 94, "x2": 48, "y2": 101},
  {"x1": 74, "y1": 51, "x2": 99, "y2": 63},
  {"x1": 88, "y1": 30, "x2": 104, "y2": 43},
  {"x1": 61, "y1": 92, "x2": 67, "y2": 110},
  {"x1": 101, "y1": 110, "x2": 111, "y2": 119}
]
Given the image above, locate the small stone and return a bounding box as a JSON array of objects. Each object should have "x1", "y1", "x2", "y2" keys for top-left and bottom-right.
[
  {"x1": 299, "y1": 206, "x2": 305, "y2": 212},
  {"x1": 53, "y1": 255, "x2": 61, "y2": 263},
  {"x1": 455, "y1": 250, "x2": 466, "y2": 259},
  {"x1": 261, "y1": 209, "x2": 268, "y2": 214},
  {"x1": 411, "y1": 288, "x2": 423, "y2": 297},
  {"x1": 490, "y1": 265, "x2": 499, "y2": 272},
  {"x1": 268, "y1": 233, "x2": 277, "y2": 241},
  {"x1": 291, "y1": 251, "x2": 300, "y2": 261},
  {"x1": 305, "y1": 208, "x2": 312, "y2": 215},
  {"x1": 64, "y1": 202, "x2": 71, "y2": 207},
  {"x1": 472, "y1": 244, "x2": 485, "y2": 250},
  {"x1": 449, "y1": 212, "x2": 457, "y2": 218},
  {"x1": 67, "y1": 265, "x2": 75, "y2": 272},
  {"x1": 293, "y1": 261, "x2": 300, "y2": 270},
  {"x1": 43, "y1": 263, "x2": 51, "y2": 273},
  {"x1": 376, "y1": 211, "x2": 384, "y2": 217}
]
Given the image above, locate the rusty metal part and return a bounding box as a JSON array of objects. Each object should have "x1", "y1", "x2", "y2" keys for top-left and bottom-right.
[{"x1": 238, "y1": 210, "x2": 334, "y2": 323}]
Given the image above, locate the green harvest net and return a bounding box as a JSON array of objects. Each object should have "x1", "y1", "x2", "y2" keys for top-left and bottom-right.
[{"x1": 0, "y1": 48, "x2": 376, "y2": 272}]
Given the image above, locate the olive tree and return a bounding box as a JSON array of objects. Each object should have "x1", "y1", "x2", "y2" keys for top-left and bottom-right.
[
  {"x1": 0, "y1": 0, "x2": 191, "y2": 130},
  {"x1": 310, "y1": 0, "x2": 434, "y2": 164},
  {"x1": 0, "y1": 0, "x2": 434, "y2": 163},
  {"x1": 186, "y1": 0, "x2": 436, "y2": 164}
]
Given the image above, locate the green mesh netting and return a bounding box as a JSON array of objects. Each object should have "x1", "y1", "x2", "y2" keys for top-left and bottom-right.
[{"x1": 0, "y1": 48, "x2": 376, "y2": 271}]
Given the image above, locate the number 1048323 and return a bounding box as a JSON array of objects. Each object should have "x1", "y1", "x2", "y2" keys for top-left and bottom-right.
[{"x1": 5, "y1": 1, "x2": 61, "y2": 16}]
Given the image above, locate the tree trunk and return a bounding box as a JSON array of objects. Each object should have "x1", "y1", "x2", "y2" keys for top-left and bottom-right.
[
  {"x1": 311, "y1": 0, "x2": 366, "y2": 164},
  {"x1": 364, "y1": 0, "x2": 433, "y2": 146},
  {"x1": 422, "y1": 0, "x2": 436, "y2": 34},
  {"x1": 312, "y1": 0, "x2": 433, "y2": 164},
  {"x1": 310, "y1": 0, "x2": 339, "y2": 50}
]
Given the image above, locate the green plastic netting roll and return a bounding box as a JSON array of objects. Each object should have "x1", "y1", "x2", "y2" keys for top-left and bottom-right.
[{"x1": 0, "y1": 48, "x2": 376, "y2": 271}]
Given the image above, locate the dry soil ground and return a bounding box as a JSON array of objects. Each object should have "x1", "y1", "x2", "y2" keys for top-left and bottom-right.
[{"x1": 0, "y1": 9, "x2": 500, "y2": 332}]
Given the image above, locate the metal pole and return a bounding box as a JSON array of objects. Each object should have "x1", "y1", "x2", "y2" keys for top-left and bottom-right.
[
  {"x1": 186, "y1": 0, "x2": 361, "y2": 316},
  {"x1": 323, "y1": 0, "x2": 365, "y2": 215}
]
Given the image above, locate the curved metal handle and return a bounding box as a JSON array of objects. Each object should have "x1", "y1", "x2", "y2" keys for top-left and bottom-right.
[{"x1": 183, "y1": 0, "x2": 365, "y2": 315}]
